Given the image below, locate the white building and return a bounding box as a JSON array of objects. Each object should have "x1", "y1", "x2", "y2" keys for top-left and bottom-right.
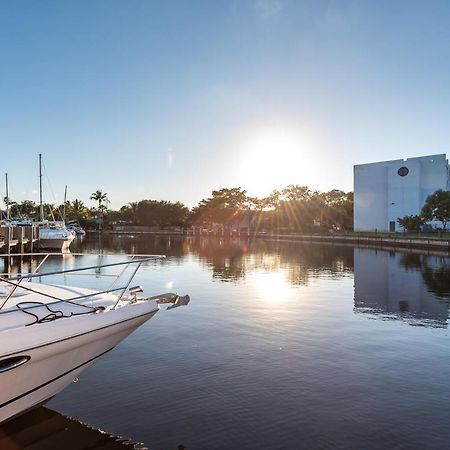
[{"x1": 354, "y1": 154, "x2": 449, "y2": 232}]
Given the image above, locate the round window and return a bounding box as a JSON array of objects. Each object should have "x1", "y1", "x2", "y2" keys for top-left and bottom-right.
[{"x1": 398, "y1": 166, "x2": 409, "y2": 177}]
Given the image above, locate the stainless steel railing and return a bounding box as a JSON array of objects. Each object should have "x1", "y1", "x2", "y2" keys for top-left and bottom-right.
[{"x1": 0, "y1": 253, "x2": 165, "y2": 312}]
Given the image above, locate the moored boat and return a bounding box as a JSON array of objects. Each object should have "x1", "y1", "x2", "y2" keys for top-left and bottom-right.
[
  {"x1": 38, "y1": 221, "x2": 76, "y2": 251},
  {"x1": 36, "y1": 155, "x2": 75, "y2": 251},
  {"x1": 66, "y1": 220, "x2": 86, "y2": 236},
  {"x1": 0, "y1": 255, "x2": 189, "y2": 425}
]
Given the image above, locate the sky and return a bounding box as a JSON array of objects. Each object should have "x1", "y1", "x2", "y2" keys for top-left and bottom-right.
[{"x1": 1, "y1": 0, "x2": 450, "y2": 208}]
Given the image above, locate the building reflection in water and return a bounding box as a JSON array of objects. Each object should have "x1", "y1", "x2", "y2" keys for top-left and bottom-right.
[{"x1": 354, "y1": 248, "x2": 450, "y2": 327}]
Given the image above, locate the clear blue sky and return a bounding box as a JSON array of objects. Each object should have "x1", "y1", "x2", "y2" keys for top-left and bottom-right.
[{"x1": 1, "y1": 0, "x2": 450, "y2": 208}]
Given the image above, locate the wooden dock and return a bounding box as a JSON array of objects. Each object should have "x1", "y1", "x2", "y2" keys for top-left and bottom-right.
[
  {"x1": 0, "y1": 225, "x2": 39, "y2": 254},
  {"x1": 0, "y1": 407, "x2": 146, "y2": 450}
]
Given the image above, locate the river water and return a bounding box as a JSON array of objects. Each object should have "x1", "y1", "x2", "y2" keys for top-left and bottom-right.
[{"x1": 2, "y1": 235, "x2": 450, "y2": 449}]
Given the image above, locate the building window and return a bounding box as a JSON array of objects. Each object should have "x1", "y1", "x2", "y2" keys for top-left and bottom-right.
[{"x1": 398, "y1": 166, "x2": 409, "y2": 176}]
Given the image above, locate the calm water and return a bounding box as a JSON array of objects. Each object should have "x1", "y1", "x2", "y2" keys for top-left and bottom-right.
[{"x1": 2, "y1": 235, "x2": 450, "y2": 450}]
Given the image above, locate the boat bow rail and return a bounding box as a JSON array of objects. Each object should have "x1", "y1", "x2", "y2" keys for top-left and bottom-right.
[
  {"x1": 0, "y1": 253, "x2": 189, "y2": 328},
  {"x1": 0, "y1": 253, "x2": 190, "y2": 426}
]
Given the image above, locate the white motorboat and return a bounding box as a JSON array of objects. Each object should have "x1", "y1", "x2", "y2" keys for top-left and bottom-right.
[
  {"x1": 0, "y1": 255, "x2": 189, "y2": 425},
  {"x1": 38, "y1": 221, "x2": 76, "y2": 251},
  {"x1": 67, "y1": 220, "x2": 86, "y2": 236}
]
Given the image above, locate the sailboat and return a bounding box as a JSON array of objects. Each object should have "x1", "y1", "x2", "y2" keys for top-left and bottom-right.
[{"x1": 37, "y1": 155, "x2": 75, "y2": 251}]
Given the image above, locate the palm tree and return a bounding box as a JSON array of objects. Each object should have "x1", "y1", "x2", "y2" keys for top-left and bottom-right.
[
  {"x1": 68, "y1": 199, "x2": 87, "y2": 220},
  {"x1": 90, "y1": 190, "x2": 108, "y2": 210},
  {"x1": 90, "y1": 190, "x2": 109, "y2": 230}
]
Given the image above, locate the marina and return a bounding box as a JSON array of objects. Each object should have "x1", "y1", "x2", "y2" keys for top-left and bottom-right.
[
  {"x1": 1, "y1": 155, "x2": 84, "y2": 254},
  {"x1": 2, "y1": 2, "x2": 450, "y2": 448}
]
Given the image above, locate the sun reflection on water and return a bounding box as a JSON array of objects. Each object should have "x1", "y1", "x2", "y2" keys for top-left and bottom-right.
[{"x1": 251, "y1": 270, "x2": 294, "y2": 305}]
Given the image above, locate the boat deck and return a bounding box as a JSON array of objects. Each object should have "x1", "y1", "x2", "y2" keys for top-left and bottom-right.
[{"x1": 0, "y1": 281, "x2": 119, "y2": 332}]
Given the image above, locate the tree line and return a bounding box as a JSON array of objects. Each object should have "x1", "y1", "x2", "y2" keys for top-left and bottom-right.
[
  {"x1": 4, "y1": 185, "x2": 449, "y2": 233},
  {"x1": 2, "y1": 190, "x2": 112, "y2": 224},
  {"x1": 2, "y1": 186, "x2": 354, "y2": 232}
]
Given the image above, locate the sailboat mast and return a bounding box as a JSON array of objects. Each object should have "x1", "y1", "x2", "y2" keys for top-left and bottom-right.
[
  {"x1": 39, "y1": 153, "x2": 44, "y2": 222},
  {"x1": 63, "y1": 185, "x2": 67, "y2": 222},
  {"x1": 5, "y1": 173, "x2": 9, "y2": 221}
]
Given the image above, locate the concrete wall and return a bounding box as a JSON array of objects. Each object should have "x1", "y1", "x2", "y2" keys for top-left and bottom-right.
[
  {"x1": 354, "y1": 154, "x2": 449, "y2": 232},
  {"x1": 354, "y1": 162, "x2": 388, "y2": 231}
]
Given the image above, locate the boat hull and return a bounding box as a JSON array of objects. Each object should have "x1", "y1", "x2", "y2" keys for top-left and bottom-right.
[
  {"x1": 38, "y1": 222, "x2": 76, "y2": 251},
  {"x1": 0, "y1": 305, "x2": 158, "y2": 424},
  {"x1": 39, "y1": 236, "x2": 75, "y2": 251}
]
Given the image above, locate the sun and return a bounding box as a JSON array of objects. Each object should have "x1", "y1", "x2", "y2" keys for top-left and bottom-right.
[{"x1": 238, "y1": 125, "x2": 312, "y2": 197}]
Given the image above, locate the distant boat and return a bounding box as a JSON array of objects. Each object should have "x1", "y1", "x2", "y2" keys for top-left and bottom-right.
[
  {"x1": 67, "y1": 220, "x2": 86, "y2": 236},
  {"x1": 9, "y1": 219, "x2": 33, "y2": 227},
  {"x1": 37, "y1": 154, "x2": 74, "y2": 251},
  {"x1": 0, "y1": 255, "x2": 190, "y2": 425}
]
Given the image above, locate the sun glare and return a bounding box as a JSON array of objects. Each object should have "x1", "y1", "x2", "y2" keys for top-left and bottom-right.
[
  {"x1": 251, "y1": 271, "x2": 293, "y2": 305},
  {"x1": 238, "y1": 125, "x2": 312, "y2": 197}
]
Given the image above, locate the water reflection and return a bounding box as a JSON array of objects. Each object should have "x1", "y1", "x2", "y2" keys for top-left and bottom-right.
[
  {"x1": 249, "y1": 271, "x2": 294, "y2": 305},
  {"x1": 0, "y1": 407, "x2": 143, "y2": 449},
  {"x1": 1, "y1": 235, "x2": 450, "y2": 449},
  {"x1": 399, "y1": 253, "x2": 450, "y2": 298},
  {"x1": 1, "y1": 235, "x2": 449, "y2": 328},
  {"x1": 79, "y1": 235, "x2": 450, "y2": 325},
  {"x1": 74, "y1": 234, "x2": 354, "y2": 284},
  {"x1": 354, "y1": 248, "x2": 450, "y2": 327}
]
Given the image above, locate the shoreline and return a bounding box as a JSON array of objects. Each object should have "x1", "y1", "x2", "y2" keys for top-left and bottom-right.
[{"x1": 86, "y1": 230, "x2": 450, "y2": 253}]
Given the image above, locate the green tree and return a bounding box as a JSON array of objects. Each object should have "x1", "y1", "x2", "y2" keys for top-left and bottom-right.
[
  {"x1": 397, "y1": 215, "x2": 425, "y2": 233},
  {"x1": 134, "y1": 200, "x2": 189, "y2": 227},
  {"x1": 421, "y1": 189, "x2": 450, "y2": 230},
  {"x1": 188, "y1": 185, "x2": 355, "y2": 233},
  {"x1": 265, "y1": 190, "x2": 281, "y2": 209},
  {"x1": 90, "y1": 190, "x2": 109, "y2": 210},
  {"x1": 281, "y1": 185, "x2": 311, "y2": 202},
  {"x1": 190, "y1": 187, "x2": 248, "y2": 227},
  {"x1": 119, "y1": 202, "x2": 139, "y2": 223},
  {"x1": 66, "y1": 199, "x2": 87, "y2": 221},
  {"x1": 17, "y1": 200, "x2": 37, "y2": 218},
  {"x1": 319, "y1": 190, "x2": 354, "y2": 230},
  {"x1": 41, "y1": 203, "x2": 59, "y2": 220}
]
